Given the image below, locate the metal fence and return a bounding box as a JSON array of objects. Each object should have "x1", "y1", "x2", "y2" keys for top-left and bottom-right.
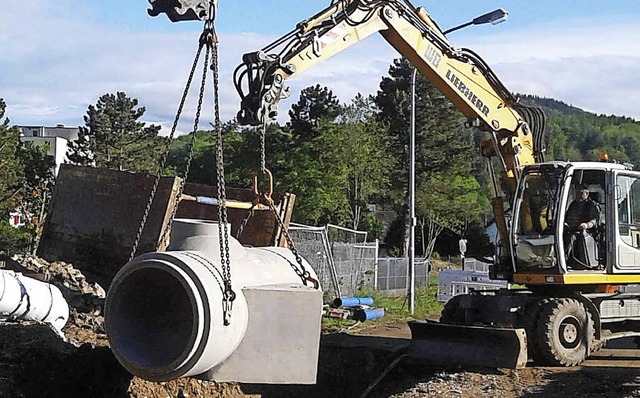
[
  {"x1": 375, "y1": 257, "x2": 430, "y2": 297},
  {"x1": 289, "y1": 222, "x2": 430, "y2": 300},
  {"x1": 289, "y1": 223, "x2": 377, "y2": 299}
]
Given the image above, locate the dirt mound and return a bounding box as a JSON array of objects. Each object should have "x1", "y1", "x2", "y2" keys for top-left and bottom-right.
[{"x1": 0, "y1": 255, "x2": 243, "y2": 398}]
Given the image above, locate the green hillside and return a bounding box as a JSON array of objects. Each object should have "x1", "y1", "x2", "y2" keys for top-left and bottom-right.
[{"x1": 520, "y1": 95, "x2": 640, "y2": 166}]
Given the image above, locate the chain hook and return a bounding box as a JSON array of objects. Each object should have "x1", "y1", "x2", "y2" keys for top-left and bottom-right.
[
  {"x1": 253, "y1": 168, "x2": 274, "y2": 200},
  {"x1": 221, "y1": 280, "x2": 236, "y2": 326},
  {"x1": 303, "y1": 271, "x2": 320, "y2": 289}
]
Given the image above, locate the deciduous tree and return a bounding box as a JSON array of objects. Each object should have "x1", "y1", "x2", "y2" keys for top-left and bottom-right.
[
  {"x1": 319, "y1": 94, "x2": 391, "y2": 230},
  {"x1": 0, "y1": 99, "x2": 23, "y2": 214}
]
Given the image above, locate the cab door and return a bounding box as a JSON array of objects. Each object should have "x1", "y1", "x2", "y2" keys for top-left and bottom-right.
[{"x1": 612, "y1": 171, "x2": 640, "y2": 272}]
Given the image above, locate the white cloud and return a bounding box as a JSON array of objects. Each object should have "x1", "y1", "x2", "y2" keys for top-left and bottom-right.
[
  {"x1": 1, "y1": 3, "x2": 639, "y2": 137},
  {"x1": 456, "y1": 22, "x2": 640, "y2": 118}
]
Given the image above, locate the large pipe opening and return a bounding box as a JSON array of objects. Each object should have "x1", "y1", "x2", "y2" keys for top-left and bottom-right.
[{"x1": 107, "y1": 266, "x2": 197, "y2": 370}]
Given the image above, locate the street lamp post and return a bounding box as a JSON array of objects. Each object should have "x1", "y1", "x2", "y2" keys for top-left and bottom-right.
[
  {"x1": 443, "y1": 9, "x2": 508, "y2": 35},
  {"x1": 406, "y1": 9, "x2": 508, "y2": 315},
  {"x1": 409, "y1": 67, "x2": 417, "y2": 315}
]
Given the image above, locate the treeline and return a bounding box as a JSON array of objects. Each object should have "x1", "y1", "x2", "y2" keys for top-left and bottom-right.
[
  {"x1": 0, "y1": 99, "x2": 55, "y2": 252},
  {"x1": 166, "y1": 58, "x2": 491, "y2": 257},
  {"x1": 2, "y1": 58, "x2": 640, "y2": 258},
  {"x1": 523, "y1": 95, "x2": 640, "y2": 165}
]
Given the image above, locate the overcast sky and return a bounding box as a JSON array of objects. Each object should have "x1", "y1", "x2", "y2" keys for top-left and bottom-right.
[{"x1": 2, "y1": 0, "x2": 640, "y2": 134}]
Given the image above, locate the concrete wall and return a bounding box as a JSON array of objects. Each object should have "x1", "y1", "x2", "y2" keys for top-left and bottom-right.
[{"x1": 42, "y1": 126, "x2": 79, "y2": 142}]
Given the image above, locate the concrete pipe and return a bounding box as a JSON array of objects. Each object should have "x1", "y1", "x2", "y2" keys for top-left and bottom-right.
[
  {"x1": 105, "y1": 219, "x2": 321, "y2": 382},
  {"x1": 0, "y1": 270, "x2": 70, "y2": 333}
]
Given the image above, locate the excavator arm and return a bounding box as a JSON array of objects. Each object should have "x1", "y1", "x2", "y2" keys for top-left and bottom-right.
[
  {"x1": 234, "y1": 1, "x2": 546, "y2": 171},
  {"x1": 234, "y1": 0, "x2": 546, "y2": 266}
]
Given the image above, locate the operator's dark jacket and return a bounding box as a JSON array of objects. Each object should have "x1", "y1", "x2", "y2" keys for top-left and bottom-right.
[{"x1": 565, "y1": 198, "x2": 599, "y2": 229}]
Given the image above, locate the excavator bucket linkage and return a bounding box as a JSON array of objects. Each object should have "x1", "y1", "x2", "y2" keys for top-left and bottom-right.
[
  {"x1": 408, "y1": 320, "x2": 528, "y2": 369},
  {"x1": 148, "y1": 0, "x2": 214, "y2": 22}
]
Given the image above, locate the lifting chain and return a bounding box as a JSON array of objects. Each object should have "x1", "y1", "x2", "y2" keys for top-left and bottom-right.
[
  {"x1": 257, "y1": 119, "x2": 319, "y2": 289},
  {"x1": 235, "y1": 203, "x2": 255, "y2": 239},
  {"x1": 261, "y1": 116, "x2": 267, "y2": 173},
  {"x1": 157, "y1": 24, "x2": 212, "y2": 251},
  {"x1": 232, "y1": 116, "x2": 266, "y2": 240},
  {"x1": 263, "y1": 192, "x2": 319, "y2": 289},
  {"x1": 210, "y1": 18, "x2": 235, "y2": 325},
  {"x1": 130, "y1": 1, "x2": 236, "y2": 325},
  {"x1": 129, "y1": 24, "x2": 208, "y2": 262}
]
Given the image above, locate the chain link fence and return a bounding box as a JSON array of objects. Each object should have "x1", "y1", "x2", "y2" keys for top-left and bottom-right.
[{"x1": 289, "y1": 223, "x2": 430, "y2": 300}]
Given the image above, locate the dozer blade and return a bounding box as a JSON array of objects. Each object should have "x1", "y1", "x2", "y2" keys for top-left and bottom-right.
[{"x1": 407, "y1": 320, "x2": 528, "y2": 369}]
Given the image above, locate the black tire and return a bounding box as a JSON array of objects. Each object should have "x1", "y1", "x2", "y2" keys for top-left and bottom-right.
[
  {"x1": 440, "y1": 295, "x2": 465, "y2": 325},
  {"x1": 534, "y1": 298, "x2": 591, "y2": 366},
  {"x1": 523, "y1": 300, "x2": 545, "y2": 363}
]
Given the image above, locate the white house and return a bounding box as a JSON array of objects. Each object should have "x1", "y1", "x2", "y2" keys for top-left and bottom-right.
[
  {"x1": 6, "y1": 125, "x2": 80, "y2": 228},
  {"x1": 17, "y1": 124, "x2": 79, "y2": 176}
]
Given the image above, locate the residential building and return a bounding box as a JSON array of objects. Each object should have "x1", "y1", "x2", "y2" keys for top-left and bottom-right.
[
  {"x1": 9, "y1": 210, "x2": 25, "y2": 228},
  {"x1": 17, "y1": 124, "x2": 79, "y2": 176}
]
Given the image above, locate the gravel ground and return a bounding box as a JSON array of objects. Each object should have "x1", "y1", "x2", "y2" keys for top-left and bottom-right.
[{"x1": 2, "y1": 255, "x2": 640, "y2": 397}]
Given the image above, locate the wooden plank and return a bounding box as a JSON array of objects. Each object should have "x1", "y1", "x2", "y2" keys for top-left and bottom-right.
[{"x1": 177, "y1": 182, "x2": 295, "y2": 248}]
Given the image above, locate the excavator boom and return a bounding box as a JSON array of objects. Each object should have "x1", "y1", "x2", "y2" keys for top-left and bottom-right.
[{"x1": 234, "y1": 1, "x2": 545, "y2": 172}]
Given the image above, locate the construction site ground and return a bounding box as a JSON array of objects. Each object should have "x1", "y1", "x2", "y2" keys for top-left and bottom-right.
[
  {"x1": 2, "y1": 256, "x2": 640, "y2": 397},
  {"x1": 3, "y1": 314, "x2": 640, "y2": 397}
]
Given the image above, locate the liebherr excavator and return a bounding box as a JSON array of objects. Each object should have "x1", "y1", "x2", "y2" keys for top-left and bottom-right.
[
  {"x1": 151, "y1": 0, "x2": 640, "y2": 368},
  {"x1": 230, "y1": 0, "x2": 640, "y2": 367}
]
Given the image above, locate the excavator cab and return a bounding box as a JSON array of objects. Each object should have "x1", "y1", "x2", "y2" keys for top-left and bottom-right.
[
  {"x1": 511, "y1": 162, "x2": 606, "y2": 276},
  {"x1": 510, "y1": 161, "x2": 640, "y2": 280},
  {"x1": 511, "y1": 163, "x2": 563, "y2": 272}
]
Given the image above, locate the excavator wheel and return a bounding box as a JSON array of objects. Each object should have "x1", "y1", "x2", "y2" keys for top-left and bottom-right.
[
  {"x1": 440, "y1": 295, "x2": 465, "y2": 325},
  {"x1": 534, "y1": 298, "x2": 592, "y2": 366}
]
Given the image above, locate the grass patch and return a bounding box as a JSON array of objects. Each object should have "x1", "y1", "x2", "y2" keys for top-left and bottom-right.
[{"x1": 321, "y1": 283, "x2": 444, "y2": 333}]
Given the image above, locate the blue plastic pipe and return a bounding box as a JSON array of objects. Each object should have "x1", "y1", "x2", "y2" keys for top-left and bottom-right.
[
  {"x1": 332, "y1": 296, "x2": 374, "y2": 308},
  {"x1": 352, "y1": 307, "x2": 385, "y2": 322}
]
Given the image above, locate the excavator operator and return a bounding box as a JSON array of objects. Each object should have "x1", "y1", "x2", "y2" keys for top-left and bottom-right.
[
  {"x1": 565, "y1": 183, "x2": 600, "y2": 269},
  {"x1": 566, "y1": 184, "x2": 599, "y2": 231}
]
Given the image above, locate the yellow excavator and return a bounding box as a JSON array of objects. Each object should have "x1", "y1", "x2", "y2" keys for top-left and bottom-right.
[{"x1": 153, "y1": 0, "x2": 640, "y2": 368}]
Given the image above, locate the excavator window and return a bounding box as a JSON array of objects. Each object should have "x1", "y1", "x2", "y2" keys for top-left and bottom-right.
[
  {"x1": 513, "y1": 172, "x2": 557, "y2": 271},
  {"x1": 616, "y1": 174, "x2": 640, "y2": 248}
]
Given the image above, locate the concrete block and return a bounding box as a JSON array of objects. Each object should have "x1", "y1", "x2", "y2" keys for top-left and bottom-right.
[{"x1": 200, "y1": 283, "x2": 322, "y2": 384}]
